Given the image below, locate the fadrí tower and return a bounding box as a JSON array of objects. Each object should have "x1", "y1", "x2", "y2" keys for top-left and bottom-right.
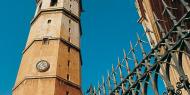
[{"x1": 13, "y1": 0, "x2": 82, "y2": 95}]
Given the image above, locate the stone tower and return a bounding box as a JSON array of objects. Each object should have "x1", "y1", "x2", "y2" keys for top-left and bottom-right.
[{"x1": 13, "y1": 0, "x2": 82, "y2": 95}]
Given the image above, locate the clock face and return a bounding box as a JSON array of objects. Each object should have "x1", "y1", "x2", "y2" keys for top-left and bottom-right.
[{"x1": 36, "y1": 60, "x2": 50, "y2": 72}]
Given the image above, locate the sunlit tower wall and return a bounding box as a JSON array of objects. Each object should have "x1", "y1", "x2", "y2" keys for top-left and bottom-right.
[
  {"x1": 13, "y1": 0, "x2": 83, "y2": 95},
  {"x1": 135, "y1": 0, "x2": 190, "y2": 94}
]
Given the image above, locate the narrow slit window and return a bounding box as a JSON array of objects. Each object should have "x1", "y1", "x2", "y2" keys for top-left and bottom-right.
[
  {"x1": 48, "y1": 20, "x2": 52, "y2": 24},
  {"x1": 68, "y1": 60, "x2": 70, "y2": 67},
  {"x1": 67, "y1": 74, "x2": 70, "y2": 80},
  {"x1": 68, "y1": 47, "x2": 71, "y2": 52},
  {"x1": 69, "y1": 19, "x2": 71, "y2": 24},
  {"x1": 42, "y1": 37, "x2": 49, "y2": 45},
  {"x1": 50, "y1": 0, "x2": 57, "y2": 6},
  {"x1": 69, "y1": 28, "x2": 71, "y2": 33},
  {"x1": 68, "y1": 37, "x2": 71, "y2": 42}
]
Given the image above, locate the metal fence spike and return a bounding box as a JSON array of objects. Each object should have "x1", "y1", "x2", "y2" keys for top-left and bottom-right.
[
  {"x1": 93, "y1": 86, "x2": 97, "y2": 95},
  {"x1": 88, "y1": 1, "x2": 190, "y2": 95},
  {"x1": 137, "y1": 33, "x2": 147, "y2": 58},
  {"x1": 102, "y1": 76, "x2": 106, "y2": 95},
  {"x1": 98, "y1": 81, "x2": 101, "y2": 95},
  {"x1": 107, "y1": 70, "x2": 112, "y2": 94}
]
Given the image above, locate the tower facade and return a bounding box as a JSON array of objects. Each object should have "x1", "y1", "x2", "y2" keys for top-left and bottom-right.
[
  {"x1": 136, "y1": 0, "x2": 190, "y2": 94},
  {"x1": 13, "y1": 0, "x2": 82, "y2": 95}
]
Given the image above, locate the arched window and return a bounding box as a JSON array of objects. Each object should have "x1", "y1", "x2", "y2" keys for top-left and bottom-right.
[{"x1": 50, "y1": 0, "x2": 57, "y2": 6}]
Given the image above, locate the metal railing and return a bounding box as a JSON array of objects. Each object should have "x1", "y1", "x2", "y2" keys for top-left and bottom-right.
[{"x1": 87, "y1": 0, "x2": 190, "y2": 95}]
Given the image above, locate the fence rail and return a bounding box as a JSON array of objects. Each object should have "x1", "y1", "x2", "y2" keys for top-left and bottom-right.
[{"x1": 87, "y1": 0, "x2": 190, "y2": 95}]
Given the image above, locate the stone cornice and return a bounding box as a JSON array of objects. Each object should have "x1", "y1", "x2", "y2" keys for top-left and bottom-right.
[
  {"x1": 31, "y1": 7, "x2": 80, "y2": 25},
  {"x1": 12, "y1": 75, "x2": 82, "y2": 92},
  {"x1": 30, "y1": 7, "x2": 82, "y2": 35},
  {"x1": 22, "y1": 37, "x2": 83, "y2": 66},
  {"x1": 22, "y1": 37, "x2": 80, "y2": 54}
]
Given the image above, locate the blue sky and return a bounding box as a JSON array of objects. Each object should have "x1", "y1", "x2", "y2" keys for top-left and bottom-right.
[
  {"x1": 0, "y1": 0, "x2": 147, "y2": 94},
  {"x1": 81, "y1": 0, "x2": 145, "y2": 93}
]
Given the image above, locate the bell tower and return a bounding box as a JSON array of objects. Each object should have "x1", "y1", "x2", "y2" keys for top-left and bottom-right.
[{"x1": 13, "y1": 0, "x2": 82, "y2": 95}]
